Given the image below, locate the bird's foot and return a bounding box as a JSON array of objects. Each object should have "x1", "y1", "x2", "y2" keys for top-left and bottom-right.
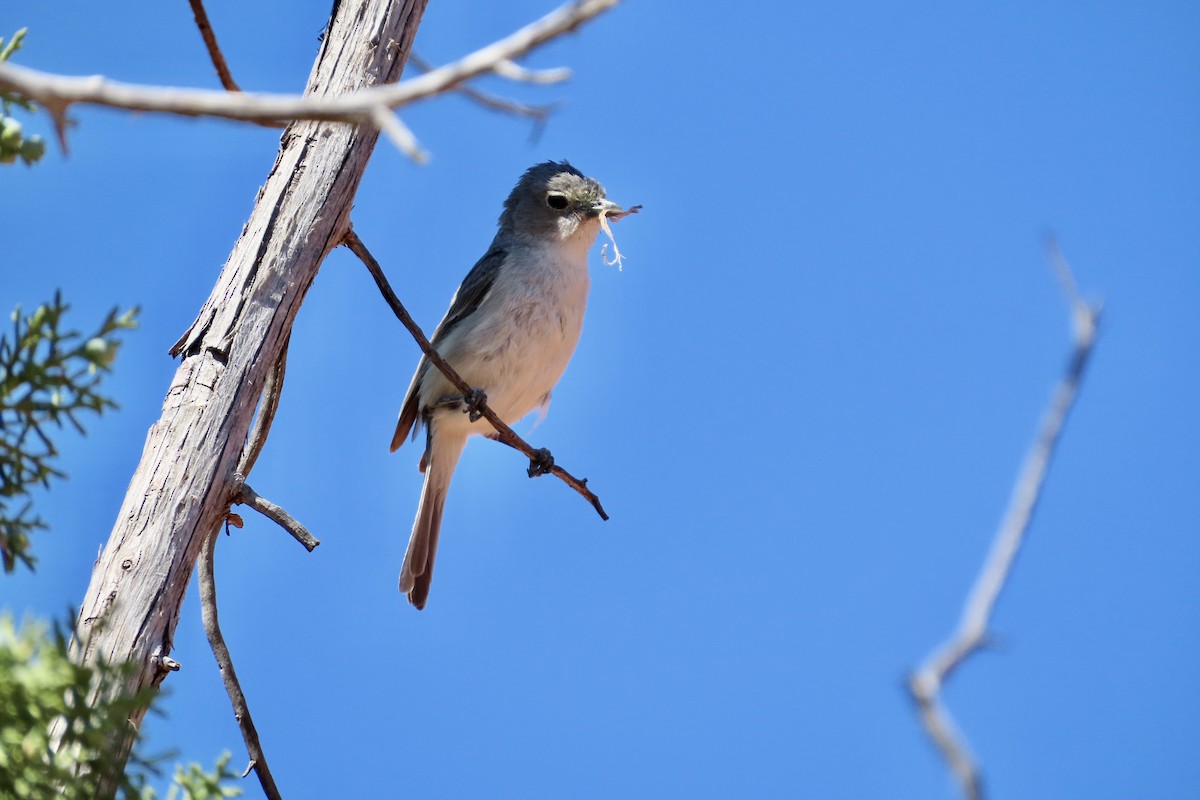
[
  {"x1": 434, "y1": 388, "x2": 488, "y2": 422},
  {"x1": 462, "y1": 388, "x2": 488, "y2": 422},
  {"x1": 527, "y1": 447, "x2": 554, "y2": 478}
]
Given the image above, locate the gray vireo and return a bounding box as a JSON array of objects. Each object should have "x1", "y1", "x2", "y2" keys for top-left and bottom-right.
[{"x1": 392, "y1": 161, "x2": 627, "y2": 609}]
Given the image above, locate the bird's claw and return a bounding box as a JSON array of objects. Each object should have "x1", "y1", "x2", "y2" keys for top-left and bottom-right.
[
  {"x1": 463, "y1": 388, "x2": 487, "y2": 422},
  {"x1": 434, "y1": 388, "x2": 488, "y2": 422},
  {"x1": 527, "y1": 447, "x2": 554, "y2": 478}
]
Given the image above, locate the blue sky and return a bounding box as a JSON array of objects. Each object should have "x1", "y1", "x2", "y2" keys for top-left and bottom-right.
[{"x1": 5, "y1": 1, "x2": 1199, "y2": 797}]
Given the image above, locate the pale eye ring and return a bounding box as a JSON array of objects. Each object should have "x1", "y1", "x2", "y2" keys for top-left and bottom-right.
[{"x1": 546, "y1": 193, "x2": 569, "y2": 210}]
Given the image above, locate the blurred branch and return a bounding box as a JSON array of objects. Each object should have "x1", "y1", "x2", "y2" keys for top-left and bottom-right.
[
  {"x1": 187, "y1": 0, "x2": 241, "y2": 92},
  {"x1": 491, "y1": 58, "x2": 571, "y2": 84},
  {"x1": 199, "y1": 527, "x2": 283, "y2": 800},
  {"x1": 0, "y1": 0, "x2": 620, "y2": 157},
  {"x1": 907, "y1": 241, "x2": 1102, "y2": 800},
  {"x1": 409, "y1": 52, "x2": 556, "y2": 138},
  {"x1": 340, "y1": 226, "x2": 610, "y2": 521}
]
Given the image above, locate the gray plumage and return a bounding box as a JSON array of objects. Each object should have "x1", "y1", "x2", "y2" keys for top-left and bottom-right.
[{"x1": 393, "y1": 161, "x2": 623, "y2": 609}]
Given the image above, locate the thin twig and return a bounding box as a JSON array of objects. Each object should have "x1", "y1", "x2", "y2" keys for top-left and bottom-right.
[
  {"x1": 907, "y1": 242, "x2": 1102, "y2": 800},
  {"x1": 0, "y1": 0, "x2": 620, "y2": 156},
  {"x1": 187, "y1": 0, "x2": 242, "y2": 92},
  {"x1": 199, "y1": 527, "x2": 283, "y2": 800},
  {"x1": 492, "y1": 58, "x2": 572, "y2": 85},
  {"x1": 238, "y1": 333, "x2": 289, "y2": 478},
  {"x1": 234, "y1": 481, "x2": 320, "y2": 551},
  {"x1": 369, "y1": 105, "x2": 428, "y2": 163},
  {"x1": 409, "y1": 53, "x2": 557, "y2": 128},
  {"x1": 341, "y1": 226, "x2": 609, "y2": 521}
]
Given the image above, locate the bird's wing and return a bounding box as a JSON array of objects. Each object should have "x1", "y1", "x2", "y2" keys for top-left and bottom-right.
[{"x1": 390, "y1": 247, "x2": 505, "y2": 452}]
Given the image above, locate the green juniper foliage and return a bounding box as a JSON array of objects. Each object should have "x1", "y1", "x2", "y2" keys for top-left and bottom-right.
[
  {"x1": 0, "y1": 614, "x2": 243, "y2": 800},
  {"x1": 1, "y1": 296, "x2": 239, "y2": 797},
  {"x1": 2, "y1": 31, "x2": 246, "y2": 793},
  {"x1": 0, "y1": 29, "x2": 46, "y2": 166},
  {"x1": 0, "y1": 293, "x2": 138, "y2": 572},
  {"x1": 0, "y1": 613, "x2": 154, "y2": 798},
  {"x1": 148, "y1": 753, "x2": 243, "y2": 800}
]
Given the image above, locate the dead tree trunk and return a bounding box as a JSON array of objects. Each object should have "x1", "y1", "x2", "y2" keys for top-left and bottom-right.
[{"x1": 61, "y1": 0, "x2": 427, "y2": 767}]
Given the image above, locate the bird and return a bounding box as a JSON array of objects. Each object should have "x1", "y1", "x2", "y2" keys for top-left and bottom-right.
[{"x1": 391, "y1": 161, "x2": 627, "y2": 610}]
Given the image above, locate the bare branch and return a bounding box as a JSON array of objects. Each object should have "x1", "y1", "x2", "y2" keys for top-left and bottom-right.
[
  {"x1": 187, "y1": 0, "x2": 242, "y2": 92},
  {"x1": 492, "y1": 58, "x2": 572, "y2": 84},
  {"x1": 201, "y1": 339, "x2": 312, "y2": 800},
  {"x1": 409, "y1": 53, "x2": 557, "y2": 128},
  {"x1": 199, "y1": 527, "x2": 282, "y2": 800},
  {"x1": 234, "y1": 481, "x2": 320, "y2": 551},
  {"x1": 908, "y1": 243, "x2": 1102, "y2": 800},
  {"x1": 341, "y1": 227, "x2": 610, "y2": 521},
  {"x1": 0, "y1": 0, "x2": 620, "y2": 156},
  {"x1": 369, "y1": 105, "x2": 428, "y2": 163},
  {"x1": 238, "y1": 333, "x2": 289, "y2": 478}
]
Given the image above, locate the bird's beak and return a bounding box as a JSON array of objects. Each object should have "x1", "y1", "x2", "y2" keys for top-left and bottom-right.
[{"x1": 589, "y1": 198, "x2": 624, "y2": 217}]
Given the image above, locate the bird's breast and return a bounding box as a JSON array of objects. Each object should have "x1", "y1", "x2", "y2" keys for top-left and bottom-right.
[{"x1": 427, "y1": 247, "x2": 591, "y2": 428}]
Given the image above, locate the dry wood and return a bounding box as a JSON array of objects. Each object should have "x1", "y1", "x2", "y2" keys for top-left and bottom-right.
[
  {"x1": 59, "y1": 0, "x2": 429, "y2": 767},
  {"x1": 199, "y1": 528, "x2": 281, "y2": 799},
  {"x1": 0, "y1": 0, "x2": 621, "y2": 157}
]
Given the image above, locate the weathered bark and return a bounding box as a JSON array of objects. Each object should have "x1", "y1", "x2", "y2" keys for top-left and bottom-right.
[{"x1": 62, "y1": 0, "x2": 428, "y2": 768}]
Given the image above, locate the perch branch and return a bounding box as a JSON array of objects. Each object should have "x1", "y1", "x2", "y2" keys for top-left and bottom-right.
[
  {"x1": 907, "y1": 241, "x2": 1102, "y2": 800},
  {"x1": 234, "y1": 480, "x2": 320, "y2": 551},
  {"x1": 199, "y1": 527, "x2": 282, "y2": 800},
  {"x1": 340, "y1": 226, "x2": 609, "y2": 521},
  {"x1": 0, "y1": 0, "x2": 620, "y2": 156},
  {"x1": 187, "y1": 0, "x2": 241, "y2": 92}
]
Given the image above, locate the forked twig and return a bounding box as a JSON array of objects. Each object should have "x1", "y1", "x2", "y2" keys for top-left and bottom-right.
[
  {"x1": 202, "y1": 346, "x2": 314, "y2": 796},
  {"x1": 0, "y1": 0, "x2": 621, "y2": 157},
  {"x1": 409, "y1": 53, "x2": 557, "y2": 131},
  {"x1": 907, "y1": 241, "x2": 1102, "y2": 799}
]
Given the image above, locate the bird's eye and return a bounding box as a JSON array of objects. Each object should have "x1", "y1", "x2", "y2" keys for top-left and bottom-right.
[{"x1": 546, "y1": 193, "x2": 569, "y2": 210}]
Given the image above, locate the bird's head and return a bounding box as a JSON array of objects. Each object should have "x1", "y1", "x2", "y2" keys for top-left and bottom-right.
[{"x1": 499, "y1": 160, "x2": 624, "y2": 243}]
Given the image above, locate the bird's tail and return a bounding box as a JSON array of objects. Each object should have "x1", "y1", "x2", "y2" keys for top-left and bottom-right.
[{"x1": 399, "y1": 433, "x2": 466, "y2": 610}]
